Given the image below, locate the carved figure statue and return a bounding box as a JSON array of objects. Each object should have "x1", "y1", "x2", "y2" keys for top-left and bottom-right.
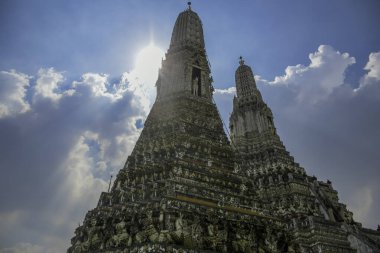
[
  {"x1": 193, "y1": 77, "x2": 199, "y2": 95},
  {"x1": 172, "y1": 213, "x2": 188, "y2": 242},
  {"x1": 190, "y1": 221, "x2": 203, "y2": 247},
  {"x1": 207, "y1": 224, "x2": 215, "y2": 236},
  {"x1": 232, "y1": 229, "x2": 256, "y2": 253},
  {"x1": 110, "y1": 221, "x2": 132, "y2": 247}
]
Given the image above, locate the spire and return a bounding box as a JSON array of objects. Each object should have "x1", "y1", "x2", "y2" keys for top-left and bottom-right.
[
  {"x1": 169, "y1": 4, "x2": 205, "y2": 50},
  {"x1": 235, "y1": 58, "x2": 258, "y2": 98},
  {"x1": 239, "y1": 56, "x2": 245, "y2": 66},
  {"x1": 230, "y1": 58, "x2": 280, "y2": 158},
  {"x1": 157, "y1": 5, "x2": 212, "y2": 100}
]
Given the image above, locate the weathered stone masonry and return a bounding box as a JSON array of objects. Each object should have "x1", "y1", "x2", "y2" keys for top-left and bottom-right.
[{"x1": 68, "y1": 5, "x2": 380, "y2": 253}]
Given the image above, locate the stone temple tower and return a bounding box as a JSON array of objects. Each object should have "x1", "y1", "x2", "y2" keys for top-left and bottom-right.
[
  {"x1": 230, "y1": 57, "x2": 284, "y2": 162},
  {"x1": 229, "y1": 57, "x2": 380, "y2": 252},
  {"x1": 68, "y1": 4, "x2": 380, "y2": 253}
]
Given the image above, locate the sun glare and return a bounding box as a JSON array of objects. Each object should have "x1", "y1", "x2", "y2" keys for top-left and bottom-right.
[
  {"x1": 134, "y1": 44, "x2": 165, "y2": 86},
  {"x1": 127, "y1": 43, "x2": 165, "y2": 110}
]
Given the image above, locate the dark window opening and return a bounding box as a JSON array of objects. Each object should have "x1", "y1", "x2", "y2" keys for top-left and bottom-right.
[{"x1": 192, "y1": 67, "x2": 201, "y2": 96}]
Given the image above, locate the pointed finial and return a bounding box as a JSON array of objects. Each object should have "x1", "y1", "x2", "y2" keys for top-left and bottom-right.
[
  {"x1": 107, "y1": 174, "x2": 113, "y2": 192},
  {"x1": 239, "y1": 56, "x2": 245, "y2": 66},
  {"x1": 188, "y1": 2, "x2": 192, "y2": 10}
]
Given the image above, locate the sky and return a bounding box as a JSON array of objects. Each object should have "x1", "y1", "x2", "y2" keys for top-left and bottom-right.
[{"x1": 0, "y1": 0, "x2": 380, "y2": 252}]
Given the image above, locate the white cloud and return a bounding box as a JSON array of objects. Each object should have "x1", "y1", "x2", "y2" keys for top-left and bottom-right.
[
  {"x1": 73, "y1": 72, "x2": 111, "y2": 98},
  {"x1": 0, "y1": 67, "x2": 149, "y2": 252},
  {"x1": 106, "y1": 127, "x2": 141, "y2": 170},
  {"x1": 71, "y1": 69, "x2": 156, "y2": 113},
  {"x1": 348, "y1": 187, "x2": 374, "y2": 226},
  {"x1": 215, "y1": 46, "x2": 357, "y2": 106},
  {"x1": 0, "y1": 242, "x2": 44, "y2": 253},
  {"x1": 122, "y1": 44, "x2": 165, "y2": 113},
  {"x1": 62, "y1": 133, "x2": 108, "y2": 202},
  {"x1": 269, "y1": 45, "x2": 355, "y2": 104},
  {"x1": 42, "y1": 133, "x2": 109, "y2": 243},
  {"x1": 214, "y1": 86, "x2": 236, "y2": 95},
  {"x1": 356, "y1": 52, "x2": 380, "y2": 91},
  {"x1": 34, "y1": 68, "x2": 65, "y2": 102},
  {"x1": 0, "y1": 70, "x2": 30, "y2": 118},
  {"x1": 364, "y1": 52, "x2": 380, "y2": 80},
  {"x1": 0, "y1": 44, "x2": 168, "y2": 253}
]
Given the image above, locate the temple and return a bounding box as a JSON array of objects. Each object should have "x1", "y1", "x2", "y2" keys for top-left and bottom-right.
[{"x1": 68, "y1": 4, "x2": 380, "y2": 253}]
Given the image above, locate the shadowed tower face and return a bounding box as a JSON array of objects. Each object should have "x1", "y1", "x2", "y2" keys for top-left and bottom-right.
[
  {"x1": 156, "y1": 4, "x2": 213, "y2": 100},
  {"x1": 67, "y1": 5, "x2": 380, "y2": 253}
]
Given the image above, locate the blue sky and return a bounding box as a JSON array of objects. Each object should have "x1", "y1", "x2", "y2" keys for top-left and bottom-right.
[{"x1": 1, "y1": 1, "x2": 380, "y2": 252}]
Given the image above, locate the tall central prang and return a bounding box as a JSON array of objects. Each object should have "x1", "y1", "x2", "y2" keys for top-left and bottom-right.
[
  {"x1": 156, "y1": 3, "x2": 213, "y2": 101},
  {"x1": 68, "y1": 4, "x2": 380, "y2": 253}
]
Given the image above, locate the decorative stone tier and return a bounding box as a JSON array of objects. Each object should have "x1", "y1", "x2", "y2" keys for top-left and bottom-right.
[
  {"x1": 68, "y1": 5, "x2": 380, "y2": 253},
  {"x1": 68, "y1": 94, "x2": 293, "y2": 252}
]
